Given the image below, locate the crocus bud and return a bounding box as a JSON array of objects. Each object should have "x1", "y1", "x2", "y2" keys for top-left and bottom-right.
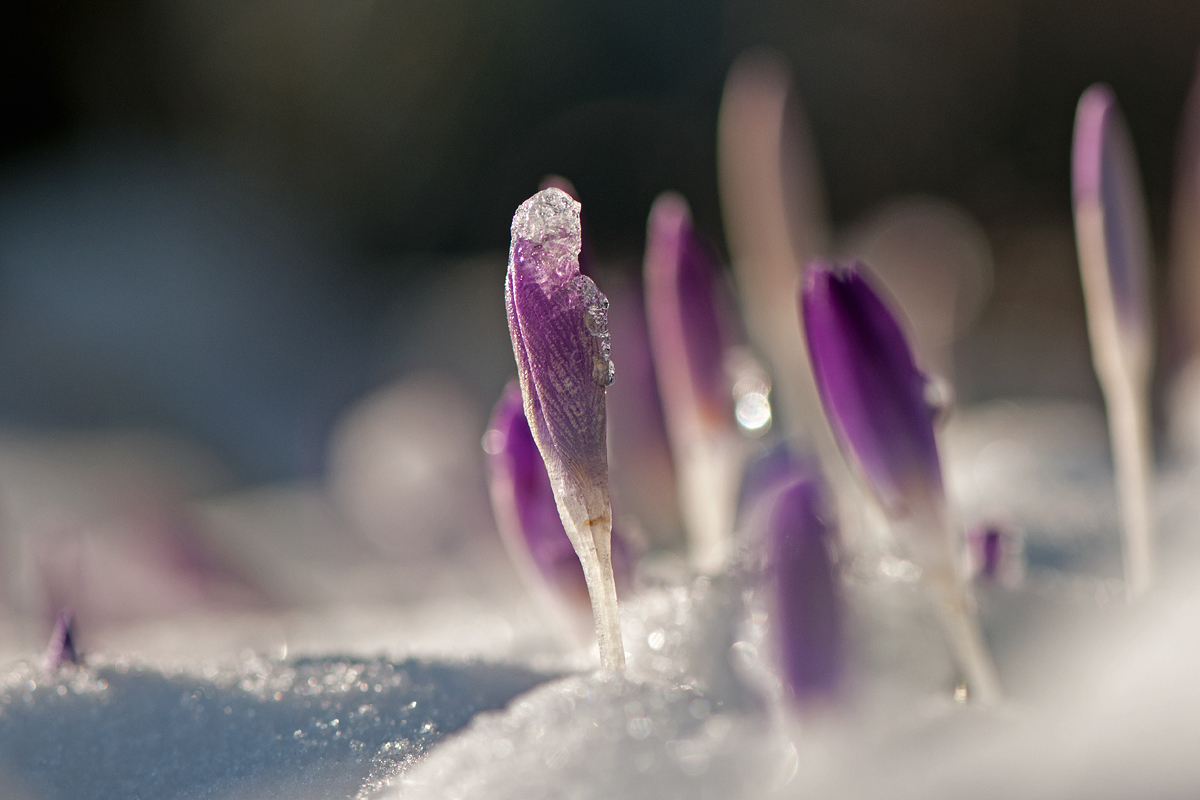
[
  {"x1": 801, "y1": 260, "x2": 1002, "y2": 703},
  {"x1": 769, "y1": 476, "x2": 841, "y2": 703},
  {"x1": 1072, "y1": 84, "x2": 1155, "y2": 599},
  {"x1": 801, "y1": 262, "x2": 942, "y2": 520},
  {"x1": 485, "y1": 381, "x2": 632, "y2": 609},
  {"x1": 45, "y1": 610, "x2": 79, "y2": 670},
  {"x1": 643, "y1": 192, "x2": 745, "y2": 573},
  {"x1": 505, "y1": 187, "x2": 625, "y2": 671}
]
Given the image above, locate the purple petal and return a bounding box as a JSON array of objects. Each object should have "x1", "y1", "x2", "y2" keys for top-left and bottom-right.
[
  {"x1": 738, "y1": 442, "x2": 808, "y2": 517},
  {"x1": 771, "y1": 476, "x2": 841, "y2": 701},
  {"x1": 45, "y1": 610, "x2": 80, "y2": 669},
  {"x1": 506, "y1": 189, "x2": 613, "y2": 486},
  {"x1": 644, "y1": 193, "x2": 737, "y2": 434},
  {"x1": 966, "y1": 523, "x2": 1022, "y2": 585},
  {"x1": 1072, "y1": 84, "x2": 1153, "y2": 341},
  {"x1": 486, "y1": 382, "x2": 632, "y2": 602},
  {"x1": 801, "y1": 261, "x2": 942, "y2": 517}
]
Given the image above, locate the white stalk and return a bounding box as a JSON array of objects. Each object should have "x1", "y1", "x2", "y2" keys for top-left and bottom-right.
[
  {"x1": 1075, "y1": 202, "x2": 1154, "y2": 600},
  {"x1": 677, "y1": 431, "x2": 744, "y2": 574},
  {"x1": 896, "y1": 504, "x2": 1002, "y2": 705},
  {"x1": 551, "y1": 480, "x2": 626, "y2": 672}
]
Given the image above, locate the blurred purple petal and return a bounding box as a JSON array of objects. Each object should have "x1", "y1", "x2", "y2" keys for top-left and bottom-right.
[
  {"x1": 801, "y1": 261, "x2": 942, "y2": 517},
  {"x1": 966, "y1": 523, "x2": 1024, "y2": 586},
  {"x1": 485, "y1": 382, "x2": 631, "y2": 604},
  {"x1": 644, "y1": 192, "x2": 737, "y2": 435},
  {"x1": 771, "y1": 476, "x2": 841, "y2": 702},
  {"x1": 45, "y1": 611, "x2": 80, "y2": 669},
  {"x1": 506, "y1": 188, "x2": 613, "y2": 485},
  {"x1": 737, "y1": 442, "x2": 808, "y2": 517},
  {"x1": 1072, "y1": 84, "x2": 1153, "y2": 347}
]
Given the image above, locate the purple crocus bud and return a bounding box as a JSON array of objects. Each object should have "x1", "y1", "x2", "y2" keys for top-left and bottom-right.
[
  {"x1": 1072, "y1": 84, "x2": 1155, "y2": 599},
  {"x1": 644, "y1": 192, "x2": 746, "y2": 572},
  {"x1": 505, "y1": 187, "x2": 625, "y2": 671},
  {"x1": 770, "y1": 476, "x2": 841, "y2": 702},
  {"x1": 45, "y1": 610, "x2": 80, "y2": 669},
  {"x1": 801, "y1": 261, "x2": 942, "y2": 520},
  {"x1": 801, "y1": 260, "x2": 1003, "y2": 702},
  {"x1": 485, "y1": 381, "x2": 632, "y2": 607},
  {"x1": 1073, "y1": 85, "x2": 1153, "y2": 366}
]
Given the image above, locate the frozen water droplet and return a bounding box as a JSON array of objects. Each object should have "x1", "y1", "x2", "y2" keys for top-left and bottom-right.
[{"x1": 570, "y1": 274, "x2": 615, "y2": 386}]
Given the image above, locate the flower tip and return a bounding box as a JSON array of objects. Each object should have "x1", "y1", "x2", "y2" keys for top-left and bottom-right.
[
  {"x1": 511, "y1": 188, "x2": 581, "y2": 251},
  {"x1": 1073, "y1": 83, "x2": 1119, "y2": 205},
  {"x1": 800, "y1": 258, "x2": 944, "y2": 517},
  {"x1": 45, "y1": 610, "x2": 80, "y2": 670}
]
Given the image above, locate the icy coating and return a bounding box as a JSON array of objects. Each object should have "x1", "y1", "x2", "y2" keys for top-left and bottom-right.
[
  {"x1": 511, "y1": 188, "x2": 582, "y2": 281},
  {"x1": 0, "y1": 655, "x2": 549, "y2": 799},
  {"x1": 571, "y1": 274, "x2": 615, "y2": 387}
]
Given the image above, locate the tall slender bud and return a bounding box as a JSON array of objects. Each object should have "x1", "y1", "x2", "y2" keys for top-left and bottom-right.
[
  {"x1": 505, "y1": 188, "x2": 625, "y2": 671},
  {"x1": 1072, "y1": 84, "x2": 1155, "y2": 599},
  {"x1": 801, "y1": 261, "x2": 1001, "y2": 703},
  {"x1": 643, "y1": 192, "x2": 744, "y2": 573}
]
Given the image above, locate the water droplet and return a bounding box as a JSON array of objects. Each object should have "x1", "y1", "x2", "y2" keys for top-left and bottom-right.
[{"x1": 570, "y1": 274, "x2": 615, "y2": 386}]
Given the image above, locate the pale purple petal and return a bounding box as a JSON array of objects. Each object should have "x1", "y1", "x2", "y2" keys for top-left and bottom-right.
[
  {"x1": 1073, "y1": 84, "x2": 1153, "y2": 339},
  {"x1": 644, "y1": 192, "x2": 737, "y2": 431},
  {"x1": 737, "y1": 442, "x2": 808, "y2": 516},
  {"x1": 45, "y1": 610, "x2": 79, "y2": 669},
  {"x1": 486, "y1": 383, "x2": 632, "y2": 602},
  {"x1": 771, "y1": 476, "x2": 841, "y2": 701},
  {"x1": 801, "y1": 261, "x2": 942, "y2": 516}
]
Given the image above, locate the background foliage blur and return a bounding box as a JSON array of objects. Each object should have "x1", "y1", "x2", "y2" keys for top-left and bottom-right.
[{"x1": 1, "y1": 0, "x2": 1198, "y2": 482}]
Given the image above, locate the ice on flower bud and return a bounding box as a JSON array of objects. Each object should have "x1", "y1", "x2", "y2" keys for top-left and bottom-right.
[
  {"x1": 485, "y1": 382, "x2": 631, "y2": 609},
  {"x1": 769, "y1": 476, "x2": 842, "y2": 703},
  {"x1": 644, "y1": 192, "x2": 746, "y2": 573},
  {"x1": 1072, "y1": 84, "x2": 1155, "y2": 599},
  {"x1": 801, "y1": 262, "x2": 942, "y2": 519},
  {"x1": 45, "y1": 611, "x2": 79, "y2": 670},
  {"x1": 505, "y1": 187, "x2": 625, "y2": 671}
]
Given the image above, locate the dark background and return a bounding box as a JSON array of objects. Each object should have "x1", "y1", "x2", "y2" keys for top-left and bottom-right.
[{"x1": 1, "y1": 0, "x2": 1198, "y2": 481}]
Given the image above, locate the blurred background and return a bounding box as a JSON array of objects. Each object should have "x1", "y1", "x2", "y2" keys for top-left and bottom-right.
[{"x1": 0, "y1": 0, "x2": 1198, "y2": 646}]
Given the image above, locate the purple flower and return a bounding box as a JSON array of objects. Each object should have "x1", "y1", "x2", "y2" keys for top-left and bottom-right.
[
  {"x1": 45, "y1": 610, "x2": 79, "y2": 669},
  {"x1": 1072, "y1": 84, "x2": 1155, "y2": 599},
  {"x1": 644, "y1": 192, "x2": 737, "y2": 436},
  {"x1": 770, "y1": 476, "x2": 842, "y2": 702},
  {"x1": 1072, "y1": 84, "x2": 1153, "y2": 358},
  {"x1": 507, "y1": 188, "x2": 613, "y2": 485},
  {"x1": 485, "y1": 381, "x2": 632, "y2": 605},
  {"x1": 505, "y1": 187, "x2": 625, "y2": 670},
  {"x1": 643, "y1": 192, "x2": 747, "y2": 572},
  {"x1": 801, "y1": 261, "x2": 942, "y2": 518}
]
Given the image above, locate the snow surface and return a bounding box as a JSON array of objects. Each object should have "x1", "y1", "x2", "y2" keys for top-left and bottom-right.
[{"x1": 1, "y1": 400, "x2": 1199, "y2": 799}]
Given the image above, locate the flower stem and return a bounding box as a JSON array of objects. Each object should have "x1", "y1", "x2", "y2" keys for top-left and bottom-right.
[
  {"x1": 577, "y1": 525, "x2": 626, "y2": 672},
  {"x1": 1103, "y1": 363, "x2": 1154, "y2": 600},
  {"x1": 929, "y1": 574, "x2": 1003, "y2": 705}
]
